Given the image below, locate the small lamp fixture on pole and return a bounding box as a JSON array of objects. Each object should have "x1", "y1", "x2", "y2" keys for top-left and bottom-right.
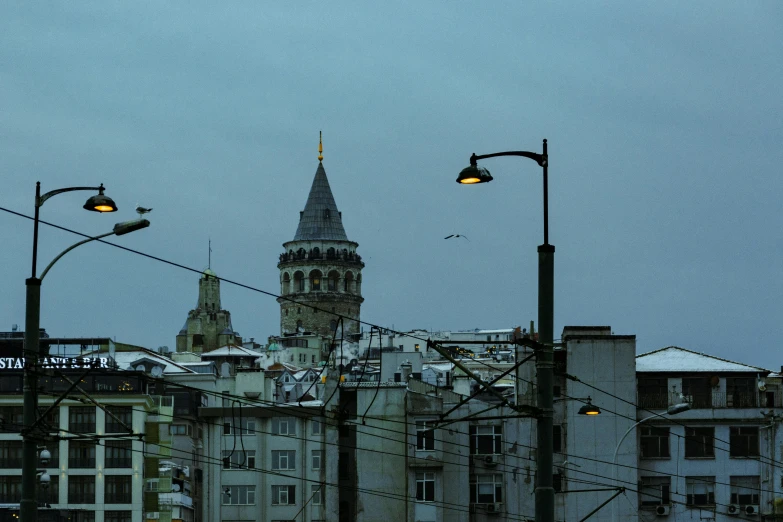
[{"x1": 577, "y1": 397, "x2": 601, "y2": 416}]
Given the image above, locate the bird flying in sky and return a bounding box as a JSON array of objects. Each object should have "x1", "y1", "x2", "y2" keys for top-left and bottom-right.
[{"x1": 444, "y1": 234, "x2": 469, "y2": 241}]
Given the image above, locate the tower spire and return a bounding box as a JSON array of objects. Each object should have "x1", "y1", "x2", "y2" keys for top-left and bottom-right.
[{"x1": 318, "y1": 131, "x2": 323, "y2": 162}]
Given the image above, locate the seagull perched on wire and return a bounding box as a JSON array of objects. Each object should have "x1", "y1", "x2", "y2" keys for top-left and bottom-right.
[
  {"x1": 444, "y1": 234, "x2": 469, "y2": 241},
  {"x1": 136, "y1": 205, "x2": 153, "y2": 218}
]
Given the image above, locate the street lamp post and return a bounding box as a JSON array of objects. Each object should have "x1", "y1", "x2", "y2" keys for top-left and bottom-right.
[
  {"x1": 457, "y1": 139, "x2": 553, "y2": 522},
  {"x1": 21, "y1": 182, "x2": 149, "y2": 522},
  {"x1": 611, "y1": 402, "x2": 691, "y2": 522}
]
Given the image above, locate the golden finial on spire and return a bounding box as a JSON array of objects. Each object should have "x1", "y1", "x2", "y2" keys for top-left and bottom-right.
[{"x1": 318, "y1": 131, "x2": 323, "y2": 162}]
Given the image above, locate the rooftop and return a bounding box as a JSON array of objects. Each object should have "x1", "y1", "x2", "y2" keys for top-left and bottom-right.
[{"x1": 636, "y1": 346, "x2": 770, "y2": 373}]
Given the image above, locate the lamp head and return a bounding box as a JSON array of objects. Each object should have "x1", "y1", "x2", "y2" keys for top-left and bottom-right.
[
  {"x1": 456, "y1": 154, "x2": 493, "y2": 184},
  {"x1": 113, "y1": 219, "x2": 150, "y2": 236},
  {"x1": 83, "y1": 184, "x2": 118, "y2": 212},
  {"x1": 667, "y1": 402, "x2": 691, "y2": 415},
  {"x1": 578, "y1": 397, "x2": 601, "y2": 416}
]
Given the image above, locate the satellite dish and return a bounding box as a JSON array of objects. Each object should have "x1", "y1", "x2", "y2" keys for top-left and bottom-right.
[
  {"x1": 709, "y1": 375, "x2": 720, "y2": 388},
  {"x1": 758, "y1": 380, "x2": 767, "y2": 392},
  {"x1": 172, "y1": 483, "x2": 181, "y2": 492},
  {"x1": 151, "y1": 366, "x2": 163, "y2": 377}
]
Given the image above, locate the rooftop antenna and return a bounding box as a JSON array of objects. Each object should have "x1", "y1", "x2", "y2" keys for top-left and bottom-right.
[{"x1": 208, "y1": 238, "x2": 212, "y2": 269}]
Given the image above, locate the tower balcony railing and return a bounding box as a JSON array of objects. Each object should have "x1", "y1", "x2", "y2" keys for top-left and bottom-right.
[{"x1": 279, "y1": 251, "x2": 363, "y2": 263}]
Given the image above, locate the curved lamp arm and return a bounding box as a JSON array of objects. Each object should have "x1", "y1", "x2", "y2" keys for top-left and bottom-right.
[
  {"x1": 471, "y1": 150, "x2": 547, "y2": 167},
  {"x1": 39, "y1": 231, "x2": 115, "y2": 281},
  {"x1": 39, "y1": 219, "x2": 150, "y2": 281},
  {"x1": 37, "y1": 185, "x2": 105, "y2": 207}
]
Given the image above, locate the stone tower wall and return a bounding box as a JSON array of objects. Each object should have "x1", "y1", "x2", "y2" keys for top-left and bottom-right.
[{"x1": 277, "y1": 239, "x2": 364, "y2": 337}]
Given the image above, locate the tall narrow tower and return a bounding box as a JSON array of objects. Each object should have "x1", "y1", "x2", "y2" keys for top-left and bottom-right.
[{"x1": 277, "y1": 135, "x2": 364, "y2": 337}]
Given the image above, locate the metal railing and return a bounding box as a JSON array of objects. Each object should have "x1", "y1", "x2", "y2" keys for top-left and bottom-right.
[{"x1": 637, "y1": 391, "x2": 777, "y2": 409}]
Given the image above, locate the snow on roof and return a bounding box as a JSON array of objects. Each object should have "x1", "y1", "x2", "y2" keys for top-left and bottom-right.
[
  {"x1": 424, "y1": 362, "x2": 454, "y2": 373},
  {"x1": 636, "y1": 346, "x2": 770, "y2": 373},
  {"x1": 111, "y1": 349, "x2": 195, "y2": 374},
  {"x1": 292, "y1": 368, "x2": 323, "y2": 380},
  {"x1": 200, "y1": 345, "x2": 264, "y2": 358}
]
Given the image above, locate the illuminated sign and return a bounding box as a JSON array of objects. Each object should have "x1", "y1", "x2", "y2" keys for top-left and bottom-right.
[{"x1": 0, "y1": 357, "x2": 111, "y2": 370}]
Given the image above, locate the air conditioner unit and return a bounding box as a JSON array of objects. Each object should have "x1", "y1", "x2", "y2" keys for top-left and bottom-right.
[
  {"x1": 486, "y1": 503, "x2": 501, "y2": 515},
  {"x1": 728, "y1": 504, "x2": 741, "y2": 515},
  {"x1": 655, "y1": 505, "x2": 670, "y2": 516},
  {"x1": 745, "y1": 505, "x2": 759, "y2": 516},
  {"x1": 484, "y1": 455, "x2": 498, "y2": 466}
]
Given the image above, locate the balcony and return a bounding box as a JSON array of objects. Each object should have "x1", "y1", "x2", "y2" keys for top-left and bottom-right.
[{"x1": 637, "y1": 391, "x2": 777, "y2": 409}]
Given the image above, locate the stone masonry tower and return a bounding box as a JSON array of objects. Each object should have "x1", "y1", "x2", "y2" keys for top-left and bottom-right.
[
  {"x1": 277, "y1": 136, "x2": 364, "y2": 337},
  {"x1": 176, "y1": 268, "x2": 241, "y2": 353}
]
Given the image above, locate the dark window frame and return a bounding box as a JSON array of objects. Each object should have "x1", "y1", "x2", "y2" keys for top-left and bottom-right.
[{"x1": 685, "y1": 427, "x2": 715, "y2": 458}]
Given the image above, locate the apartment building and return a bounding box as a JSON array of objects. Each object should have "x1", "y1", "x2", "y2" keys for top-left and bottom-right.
[{"x1": 0, "y1": 334, "x2": 185, "y2": 522}]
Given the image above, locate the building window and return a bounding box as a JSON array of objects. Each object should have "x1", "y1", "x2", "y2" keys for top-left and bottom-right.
[
  {"x1": 727, "y1": 377, "x2": 756, "y2": 408},
  {"x1": 553, "y1": 473, "x2": 563, "y2": 493},
  {"x1": 69, "y1": 406, "x2": 96, "y2": 433},
  {"x1": 686, "y1": 476, "x2": 715, "y2": 506},
  {"x1": 223, "y1": 485, "x2": 256, "y2": 505},
  {"x1": 553, "y1": 425, "x2": 563, "y2": 453},
  {"x1": 0, "y1": 407, "x2": 23, "y2": 433},
  {"x1": 105, "y1": 511, "x2": 132, "y2": 522},
  {"x1": 730, "y1": 476, "x2": 760, "y2": 505},
  {"x1": 105, "y1": 406, "x2": 133, "y2": 433},
  {"x1": 312, "y1": 450, "x2": 323, "y2": 470},
  {"x1": 271, "y1": 485, "x2": 296, "y2": 505},
  {"x1": 470, "y1": 474, "x2": 503, "y2": 504},
  {"x1": 682, "y1": 377, "x2": 712, "y2": 408},
  {"x1": 0, "y1": 441, "x2": 23, "y2": 468},
  {"x1": 685, "y1": 427, "x2": 715, "y2": 458},
  {"x1": 730, "y1": 427, "x2": 759, "y2": 457},
  {"x1": 311, "y1": 272, "x2": 321, "y2": 291},
  {"x1": 640, "y1": 426, "x2": 670, "y2": 459},
  {"x1": 68, "y1": 441, "x2": 96, "y2": 468},
  {"x1": 68, "y1": 475, "x2": 96, "y2": 504},
  {"x1": 272, "y1": 417, "x2": 296, "y2": 436},
  {"x1": 637, "y1": 377, "x2": 669, "y2": 409},
  {"x1": 416, "y1": 420, "x2": 435, "y2": 451},
  {"x1": 105, "y1": 440, "x2": 132, "y2": 468},
  {"x1": 640, "y1": 476, "x2": 671, "y2": 506},
  {"x1": 311, "y1": 484, "x2": 324, "y2": 505},
  {"x1": 272, "y1": 450, "x2": 296, "y2": 470},
  {"x1": 0, "y1": 476, "x2": 21, "y2": 503},
  {"x1": 104, "y1": 475, "x2": 132, "y2": 504},
  {"x1": 170, "y1": 424, "x2": 192, "y2": 436},
  {"x1": 469, "y1": 425, "x2": 502, "y2": 455},
  {"x1": 222, "y1": 450, "x2": 256, "y2": 470},
  {"x1": 416, "y1": 472, "x2": 435, "y2": 502},
  {"x1": 223, "y1": 417, "x2": 256, "y2": 436}
]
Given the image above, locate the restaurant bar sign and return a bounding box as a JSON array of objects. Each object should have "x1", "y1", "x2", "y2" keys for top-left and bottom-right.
[{"x1": 0, "y1": 356, "x2": 111, "y2": 370}]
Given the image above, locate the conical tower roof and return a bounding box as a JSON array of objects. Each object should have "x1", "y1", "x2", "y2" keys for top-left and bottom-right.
[{"x1": 293, "y1": 162, "x2": 349, "y2": 241}]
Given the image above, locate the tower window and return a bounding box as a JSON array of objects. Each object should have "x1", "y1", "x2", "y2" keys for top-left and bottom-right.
[
  {"x1": 310, "y1": 270, "x2": 322, "y2": 291},
  {"x1": 323, "y1": 209, "x2": 330, "y2": 219}
]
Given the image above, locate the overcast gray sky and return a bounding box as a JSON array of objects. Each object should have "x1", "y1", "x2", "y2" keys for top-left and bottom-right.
[{"x1": 1, "y1": 2, "x2": 781, "y2": 369}]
